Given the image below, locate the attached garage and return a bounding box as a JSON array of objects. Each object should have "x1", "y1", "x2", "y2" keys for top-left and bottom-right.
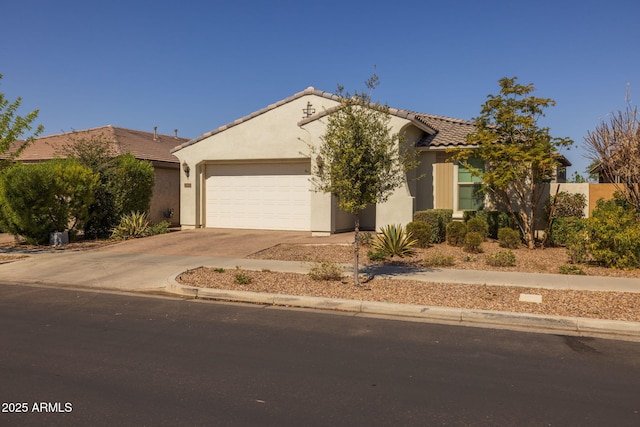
[{"x1": 205, "y1": 162, "x2": 311, "y2": 231}]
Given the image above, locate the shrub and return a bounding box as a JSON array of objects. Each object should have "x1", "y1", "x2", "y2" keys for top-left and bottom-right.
[
  {"x1": 423, "y1": 254, "x2": 456, "y2": 267},
  {"x1": 486, "y1": 250, "x2": 516, "y2": 267},
  {"x1": 111, "y1": 211, "x2": 151, "y2": 240},
  {"x1": 464, "y1": 231, "x2": 484, "y2": 253},
  {"x1": 497, "y1": 227, "x2": 521, "y2": 249},
  {"x1": 213, "y1": 268, "x2": 225, "y2": 273},
  {"x1": 466, "y1": 217, "x2": 488, "y2": 237},
  {"x1": 234, "y1": 272, "x2": 253, "y2": 285},
  {"x1": 78, "y1": 150, "x2": 155, "y2": 239},
  {"x1": 559, "y1": 265, "x2": 586, "y2": 275},
  {"x1": 0, "y1": 160, "x2": 98, "y2": 244},
  {"x1": 107, "y1": 154, "x2": 155, "y2": 219},
  {"x1": 446, "y1": 221, "x2": 467, "y2": 246},
  {"x1": 464, "y1": 210, "x2": 520, "y2": 239},
  {"x1": 372, "y1": 224, "x2": 417, "y2": 258},
  {"x1": 367, "y1": 249, "x2": 387, "y2": 262},
  {"x1": 414, "y1": 209, "x2": 452, "y2": 243},
  {"x1": 356, "y1": 231, "x2": 374, "y2": 247},
  {"x1": 308, "y1": 261, "x2": 343, "y2": 281},
  {"x1": 585, "y1": 198, "x2": 640, "y2": 269},
  {"x1": 566, "y1": 229, "x2": 589, "y2": 264},
  {"x1": 548, "y1": 216, "x2": 584, "y2": 247},
  {"x1": 148, "y1": 220, "x2": 171, "y2": 236},
  {"x1": 405, "y1": 221, "x2": 432, "y2": 248}
]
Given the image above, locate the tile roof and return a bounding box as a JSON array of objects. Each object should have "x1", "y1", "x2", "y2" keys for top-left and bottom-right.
[
  {"x1": 298, "y1": 100, "x2": 478, "y2": 148},
  {"x1": 8, "y1": 125, "x2": 187, "y2": 164}
]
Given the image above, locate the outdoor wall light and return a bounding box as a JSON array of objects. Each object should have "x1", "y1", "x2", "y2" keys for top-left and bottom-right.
[{"x1": 182, "y1": 161, "x2": 190, "y2": 177}]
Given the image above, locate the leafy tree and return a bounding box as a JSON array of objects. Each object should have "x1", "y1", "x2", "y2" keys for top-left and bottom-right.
[
  {"x1": 60, "y1": 134, "x2": 155, "y2": 238},
  {"x1": 107, "y1": 153, "x2": 154, "y2": 218},
  {"x1": 0, "y1": 159, "x2": 98, "y2": 244},
  {"x1": 311, "y1": 74, "x2": 417, "y2": 285},
  {"x1": 449, "y1": 77, "x2": 573, "y2": 249},
  {"x1": 584, "y1": 101, "x2": 640, "y2": 212},
  {"x1": 0, "y1": 74, "x2": 44, "y2": 171},
  {"x1": 0, "y1": 74, "x2": 44, "y2": 170}
]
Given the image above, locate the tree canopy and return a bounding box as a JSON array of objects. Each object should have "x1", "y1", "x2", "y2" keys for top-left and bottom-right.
[
  {"x1": 0, "y1": 74, "x2": 44, "y2": 170},
  {"x1": 449, "y1": 77, "x2": 573, "y2": 249},
  {"x1": 584, "y1": 102, "x2": 640, "y2": 213},
  {"x1": 311, "y1": 74, "x2": 416, "y2": 284}
]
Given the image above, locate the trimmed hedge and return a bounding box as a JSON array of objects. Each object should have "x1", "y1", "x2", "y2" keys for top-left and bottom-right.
[{"x1": 414, "y1": 209, "x2": 452, "y2": 243}]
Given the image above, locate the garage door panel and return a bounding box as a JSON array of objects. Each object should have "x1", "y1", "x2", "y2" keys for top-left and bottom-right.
[{"x1": 206, "y1": 163, "x2": 311, "y2": 231}]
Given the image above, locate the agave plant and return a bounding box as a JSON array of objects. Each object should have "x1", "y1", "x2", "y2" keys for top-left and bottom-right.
[
  {"x1": 111, "y1": 211, "x2": 151, "y2": 240},
  {"x1": 372, "y1": 224, "x2": 418, "y2": 258}
]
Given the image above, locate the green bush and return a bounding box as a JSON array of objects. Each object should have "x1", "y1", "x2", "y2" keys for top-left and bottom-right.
[
  {"x1": 423, "y1": 253, "x2": 456, "y2": 267},
  {"x1": 234, "y1": 272, "x2": 253, "y2": 285},
  {"x1": 566, "y1": 229, "x2": 589, "y2": 264},
  {"x1": 79, "y1": 152, "x2": 155, "y2": 239},
  {"x1": 446, "y1": 221, "x2": 467, "y2": 246},
  {"x1": 107, "y1": 154, "x2": 155, "y2": 220},
  {"x1": 367, "y1": 249, "x2": 387, "y2": 262},
  {"x1": 372, "y1": 224, "x2": 417, "y2": 258},
  {"x1": 356, "y1": 231, "x2": 374, "y2": 247},
  {"x1": 406, "y1": 221, "x2": 432, "y2": 248},
  {"x1": 486, "y1": 250, "x2": 516, "y2": 267},
  {"x1": 584, "y1": 198, "x2": 640, "y2": 269},
  {"x1": 464, "y1": 231, "x2": 484, "y2": 253},
  {"x1": 463, "y1": 210, "x2": 520, "y2": 239},
  {"x1": 559, "y1": 265, "x2": 586, "y2": 275},
  {"x1": 0, "y1": 160, "x2": 98, "y2": 244},
  {"x1": 309, "y1": 261, "x2": 343, "y2": 281},
  {"x1": 148, "y1": 220, "x2": 171, "y2": 236},
  {"x1": 414, "y1": 209, "x2": 452, "y2": 243},
  {"x1": 497, "y1": 227, "x2": 521, "y2": 249},
  {"x1": 466, "y1": 217, "x2": 488, "y2": 237},
  {"x1": 548, "y1": 216, "x2": 584, "y2": 247}
]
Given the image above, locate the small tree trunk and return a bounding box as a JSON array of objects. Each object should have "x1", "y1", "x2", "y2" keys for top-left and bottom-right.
[{"x1": 354, "y1": 214, "x2": 360, "y2": 286}]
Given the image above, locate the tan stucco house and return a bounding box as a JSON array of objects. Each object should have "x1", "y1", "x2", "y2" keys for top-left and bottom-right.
[
  {"x1": 171, "y1": 87, "x2": 500, "y2": 235},
  {"x1": 12, "y1": 125, "x2": 187, "y2": 225}
]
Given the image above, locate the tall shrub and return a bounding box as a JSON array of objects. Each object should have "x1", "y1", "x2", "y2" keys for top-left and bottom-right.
[
  {"x1": 107, "y1": 153, "x2": 155, "y2": 219},
  {"x1": 414, "y1": 209, "x2": 452, "y2": 243},
  {"x1": 0, "y1": 159, "x2": 97, "y2": 243},
  {"x1": 585, "y1": 197, "x2": 640, "y2": 269}
]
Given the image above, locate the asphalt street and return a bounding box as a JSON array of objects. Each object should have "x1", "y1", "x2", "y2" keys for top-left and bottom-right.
[{"x1": 1, "y1": 283, "x2": 639, "y2": 426}]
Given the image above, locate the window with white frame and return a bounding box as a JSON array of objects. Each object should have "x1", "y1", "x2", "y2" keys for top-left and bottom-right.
[{"x1": 457, "y1": 158, "x2": 484, "y2": 211}]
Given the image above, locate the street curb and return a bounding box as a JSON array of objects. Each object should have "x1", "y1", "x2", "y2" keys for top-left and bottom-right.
[{"x1": 166, "y1": 273, "x2": 640, "y2": 342}]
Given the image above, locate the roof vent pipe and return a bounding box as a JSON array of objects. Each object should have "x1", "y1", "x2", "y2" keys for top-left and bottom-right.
[
  {"x1": 153, "y1": 126, "x2": 158, "y2": 141},
  {"x1": 174, "y1": 129, "x2": 178, "y2": 139}
]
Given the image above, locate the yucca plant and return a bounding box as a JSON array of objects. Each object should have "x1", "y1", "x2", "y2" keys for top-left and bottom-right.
[
  {"x1": 372, "y1": 224, "x2": 417, "y2": 258},
  {"x1": 111, "y1": 211, "x2": 150, "y2": 240}
]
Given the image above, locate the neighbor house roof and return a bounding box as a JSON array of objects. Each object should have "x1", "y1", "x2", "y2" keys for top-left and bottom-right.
[{"x1": 8, "y1": 125, "x2": 188, "y2": 165}]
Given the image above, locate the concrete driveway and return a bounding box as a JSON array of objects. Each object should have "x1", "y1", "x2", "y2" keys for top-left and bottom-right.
[
  {"x1": 99, "y1": 228, "x2": 356, "y2": 258},
  {"x1": 0, "y1": 229, "x2": 356, "y2": 292}
]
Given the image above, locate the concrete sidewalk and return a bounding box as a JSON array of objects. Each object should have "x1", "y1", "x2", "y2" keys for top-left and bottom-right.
[
  {"x1": 2, "y1": 249, "x2": 639, "y2": 293},
  {"x1": 1, "y1": 247, "x2": 639, "y2": 341}
]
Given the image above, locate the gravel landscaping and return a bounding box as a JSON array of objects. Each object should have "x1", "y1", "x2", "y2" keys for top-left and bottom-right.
[{"x1": 177, "y1": 240, "x2": 640, "y2": 322}]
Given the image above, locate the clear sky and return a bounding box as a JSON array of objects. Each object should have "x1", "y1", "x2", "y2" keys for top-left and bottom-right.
[{"x1": 2, "y1": 0, "x2": 639, "y2": 176}]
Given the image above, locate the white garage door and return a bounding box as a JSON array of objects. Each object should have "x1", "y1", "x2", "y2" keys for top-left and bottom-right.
[{"x1": 205, "y1": 162, "x2": 311, "y2": 231}]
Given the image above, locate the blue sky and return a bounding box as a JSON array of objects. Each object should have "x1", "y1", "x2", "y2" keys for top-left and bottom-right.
[{"x1": 2, "y1": 0, "x2": 639, "y2": 176}]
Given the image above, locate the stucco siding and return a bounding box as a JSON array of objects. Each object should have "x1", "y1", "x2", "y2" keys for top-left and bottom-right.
[{"x1": 149, "y1": 166, "x2": 180, "y2": 226}]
